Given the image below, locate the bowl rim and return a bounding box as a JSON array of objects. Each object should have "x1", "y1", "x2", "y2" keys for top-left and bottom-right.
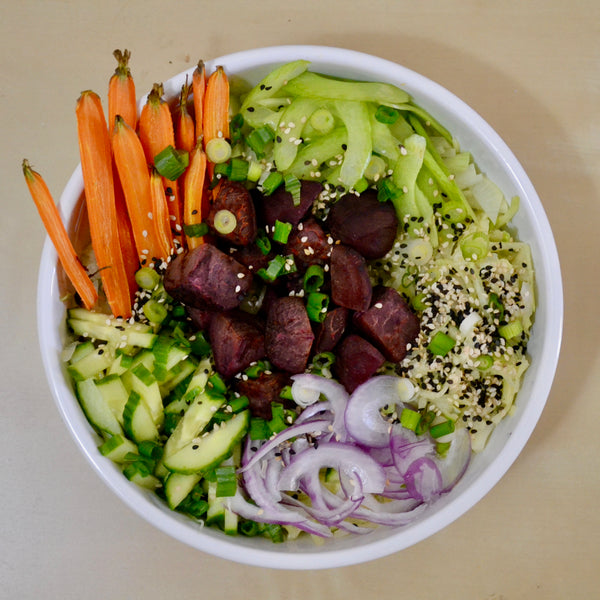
[{"x1": 37, "y1": 44, "x2": 563, "y2": 570}]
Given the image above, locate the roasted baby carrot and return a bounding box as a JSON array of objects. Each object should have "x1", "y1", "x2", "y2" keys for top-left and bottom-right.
[
  {"x1": 183, "y1": 141, "x2": 208, "y2": 249},
  {"x1": 22, "y1": 159, "x2": 98, "y2": 310},
  {"x1": 203, "y1": 65, "x2": 230, "y2": 146},
  {"x1": 111, "y1": 115, "x2": 168, "y2": 265},
  {"x1": 108, "y1": 49, "x2": 137, "y2": 133},
  {"x1": 76, "y1": 91, "x2": 132, "y2": 318},
  {"x1": 149, "y1": 167, "x2": 174, "y2": 258},
  {"x1": 192, "y1": 60, "x2": 206, "y2": 141},
  {"x1": 138, "y1": 83, "x2": 184, "y2": 244},
  {"x1": 175, "y1": 80, "x2": 196, "y2": 154}
]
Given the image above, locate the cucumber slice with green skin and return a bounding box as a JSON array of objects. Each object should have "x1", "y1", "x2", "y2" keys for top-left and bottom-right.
[
  {"x1": 122, "y1": 390, "x2": 159, "y2": 443},
  {"x1": 205, "y1": 479, "x2": 225, "y2": 527},
  {"x1": 164, "y1": 472, "x2": 202, "y2": 509},
  {"x1": 281, "y1": 71, "x2": 410, "y2": 106},
  {"x1": 122, "y1": 363, "x2": 164, "y2": 429},
  {"x1": 67, "y1": 345, "x2": 115, "y2": 381},
  {"x1": 107, "y1": 351, "x2": 134, "y2": 376},
  {"x1": 164, "y1": 411, "x2": 249, "y2": 475},
  {"x1": 96, "y1": 374, "x2": 129, "y2": 426},
  {"x1": 69, "y1": 340, "x2": 95, "y2": 364},
  {"x1": 159, "y1": 357, "x2": 198, "y2": 396},
  {"x1": 223, "y1": 507, "x2": 239, "y2": 536},
  {"x1": 68, "y1": 318, "x2": 157, "y2": 349},
  {"x1": 98, "y1": 434, "x2": 138, "y2": 463},
  {"x1": 123, "y1": 465, "x2": 161, "y2": 490},
  {"x1": 76, "y1": 379, "x2": 123, "y2": 436}
]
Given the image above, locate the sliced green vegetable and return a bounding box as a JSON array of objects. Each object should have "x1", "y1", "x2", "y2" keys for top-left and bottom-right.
[{"x1": 154, "y1": 145, "x2": 189, "y2": 180}]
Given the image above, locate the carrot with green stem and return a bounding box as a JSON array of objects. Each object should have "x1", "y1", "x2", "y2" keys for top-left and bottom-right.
[
  {"x1": 138, "y1": 83, "x2": 184, "y2": 244},
  {"x1": 183, "y1": 141, "x2": 208, "y2": 249},
  {"x1": 175, "y1": 79, "x2": 196, "y2": 154},
  {"x1": 108, "y1": 49, "x2": 137, "y2": 133},
  {"x1": 112, "y1": 115, "x2": 169, "y2": 265},
  {"x1": 22, "y1": 159, "x2": 98, "y2": 310},
  {"x1": 76, "y1": 91, "x2": 132, "y2": 318},
  {"x1": 192, "y1": 60, "x2": 206, "y2": 141}
]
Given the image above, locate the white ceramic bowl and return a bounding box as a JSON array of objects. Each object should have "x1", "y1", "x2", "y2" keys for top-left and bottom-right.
[{"x1": 37, "y1": 45, "x2": 563, "y2": 570}]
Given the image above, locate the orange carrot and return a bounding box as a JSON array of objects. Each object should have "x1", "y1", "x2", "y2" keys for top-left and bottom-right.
[
  {"x1": 183, "y1": 142, "x2": 208, "y2": 249},
  {"x1": 22, "y1": 159, "x2": 98, "y2": 310},
  {"x1": 192, "y1": 60, "x2": 206, "y2": 141},
  {"x1": 76, "y1": 91, "x2": 132, "y2": 318},
  {"x1": 203, "y1": 65, "x2": 230, "y2": 146},
  {"x1": 113, "y1": 167, "x2": 140, "y2": 303},
  {"x1": 138, "y1": 83, "x2": 184, "y2": 245},
  {"x1": 149, "y1": 167, "x2": 174, "y2": 258},
  {"x1": 111, "y1": 115, "x2": 168, "y2": 265},
  {"x1": 108, "y1": 49, "x2": 137, "y2": 134},
  {"x1": 175, "y1": 80, "x2": 196, "y2": 154}
]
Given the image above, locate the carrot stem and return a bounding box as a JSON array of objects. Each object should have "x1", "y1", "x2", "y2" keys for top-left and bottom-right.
[
  {"x1": 111, "y1": 115, "x2": 169, "y2": 266},
  {"x1": 76, "y1": 91, "x2": 132, "y2": 318},
  {"x1": 192, "y1": 60, "x2": 206, "y2": 141},
  {"x1": 183, "y1": 142, "x2": 208, "y2": 249},
  {"x1": 108, "y1": 49, "x2": 137, "y2": 134},
  {"x1": 23, "y1": 160, "x2": 98, "y2": 310}
]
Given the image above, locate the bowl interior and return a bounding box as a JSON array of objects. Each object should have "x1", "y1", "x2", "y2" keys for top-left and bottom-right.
[{"x1": 37, "y1": 45, "x2": 563, "y2": 570}]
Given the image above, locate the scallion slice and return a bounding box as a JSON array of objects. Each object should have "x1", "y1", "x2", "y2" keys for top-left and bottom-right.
[
  {"x1": 400, "y1": 408, "x2": 421, "y2": 431},
  {"x1": 143, "y1": 299, "x2": 168, "y2": 324},
  {"x1": 257, "y1": 254, "x2": 287, "y2": 282},
  {"x1": 306, "y1": 292, "x2": 329, "y2": 323},
  {"x1": 309, "y1": 107, "x2": 335, "y2": 134},
  {"x1": 135, "y1": 266, "x2": 160, "y2": 290},
  {"x1": 215, "y1": 465, "x2": 237, "y2": 497},
  {"x1": 460, "y1": 232, "x2": 490, "y2": 261},
  {"x1": 427, "y1": 331, "x2": 456, "y2": 356},
  {"x1": 284, "y1": 173, "x2": 301, "y2": 206},
  {"x1": 429, "y1": 419, "x2": 455, "y2": 439},
  {"x1": 377, "y1": 177, "x2": 401, "y2": 203},
  {"x1": 183, "y1": 222, "x2": 209, "y2": 238},
  {"x1": 246, "y1": 124, "x2": 275, "y2": 157},
  {"x1": 229, "y1": 157, "x2": 249, "y2": 182},
  {"x1": 272, "y1": 220, "x2": 292, "y2": 244},
  {"x1": 255, "y1": 229, "x2": 272, "y2": 255},
  {"x1": 261, "y1": 171, "x2": 284, "y2": 195},
  {"x1": 498, "y1": 319, "x2": 523, "y2": 341},
  {"x1": 375, "y1": 105, "x2": 400, "y2": 124},
  {"x1": 229, "y1": 395, "x2": 249, "y2": 413},
  {"x1": 154, "y1": 145, "x2": 189, "y2": 180},
  {"x1": 303, "y1": 264, "x2": 325, "y2": 293},
  {"x1": 205, "y1": 138, "x2": 232, "y2": 164},
  {"x1": 213, "y1": 209, "x2": 237, "y2": 235}
]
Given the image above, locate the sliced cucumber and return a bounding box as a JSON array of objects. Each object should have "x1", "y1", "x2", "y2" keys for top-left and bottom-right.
[
  {"x1": 164, "y1": 472, "x2": 202, "y2": 509},
  {"x1": 95, "y1": 374, "x2": 129, "y2": 425},
  {"x1": 69, "y1": 340, "x2": 95, "y2": 364},
  {"x1": 164, "y1": 411, "x2": 249, "y2": 475},
  {"x1": 76, "y1": 379, "x2": 123, "y2": 436},
  {"x1": 205, "y1": 479, "x2": 225, "y2": 528},
  {"x1": 98, "y1": 434, "x2": 138, "y2": 463},
  {"x1": 122, "y1": 363, "x2": 164, "y2": 429},
  {"x1": 123, "y1": 390, "x2": 159, "y2": 443},
  {"x1": 67, "y1": 345, "x2": 115, "y2": 381}
]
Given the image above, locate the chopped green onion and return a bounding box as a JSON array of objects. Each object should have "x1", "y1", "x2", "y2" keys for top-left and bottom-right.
[
  {"x1": 256, "y1": 255, "x2": 295, "y2": 282},
  {"x1": 306, "y1": 292, "x2": 329, "y2": 323},
  {"x1": 143, "y1": 299, "x2": 168, "y2": 324},
  {"x1": 436, "y1": 441, "x2": 452, "y2": 456},
  {"x1": 415, "y1": 410, "x2": 436, "y2": 435},
  {"x1": 229, "y1": 113, "x2": 244, "y2": 145},
  {"x1": 189, "y1": 331, "x2": 211, "y2": 357},
  {"x1": 261, "y1": 171, "x2": 284, "y2": 195},
  {"x1": 229, "y1": 395, "x2": 249, "y2": 413},
  {"x1": 205, "y1": 138, "x2": 232, "y2": 164},
  {"x1": 255, "y1": 229, "x2": 272, "y2": 255},
  {"x1": 132, "y1": 363, "x2": 155, "y2": 386},
  {"x1": 272, "y1": 220, "x2": 292, "y2": 244},
  {"x1": 488, "y1": 292, "x2": 505, "y2": 321},
  {"x1": 284, "y1": 173, "x2": 302, "y2": 206},
  {"x1": 262, "y1": 522, "x2": 285, "y2": 543},
  {"x1": 364, "y1": 155, "x2": 387, "y2": 182},
  {"x1": 229, "y1": 157, "x2": 249, "y2": 182},
  {"x1": 412, "y1": 292, "x2": 430, "y2": 311},
  {"x1": 309, "y1": 107, "x2": 335, "y2": 134},
  {"x1": 429, "y1": 419, "x2": 455, "y2": 439},
  {"x1": 246, "y1": 124, "x2": 275, "y2": 157},
  {"x1": 208, "y1": 373, "x2": 227, "y2": 395},
  {"x1": 246, "y1": 160, "x2": 263, "y2": 182},
  {"x1": 303, "y1": 264, "x2": 325, "y2": 293},
  {"x1": 183, "y1": 222, "x2": 209, "y2": 238},
  {"x1": 427, "y1": 331, "x2": 456, "y2": 356},
  {"x1": 268, "y1": 403, "x2": 288, "y2": 435},
  {"x1": 499, "y1": 319, "x2": 523, "y2": 341},
  {"x1": 440, "y1": 199, "x2": 467, "y2": 224},
  {"x1": 154, "y1": 145, "x2": 189, "y2": 180},
  {"x1": 171, "y1": 304, "x2": 186, "y2": 318},
  {"x1": 240, "y1": 520, "x2": 261, "y2": 537},
  {"x1": 460, "y1": 232, "x2": 490, "y2": 261},
  {"x1": 244, "y1": 360, "x2": 270, "y2": 379},
  {"x1": 400, "y1": 408, "x2": 421, "y2": 431},
  {"x1": 214, "y1": 162, "x2": 231, "y2": 177},
  {"x1": 279, "y1": 385, "x2": 294, "y2": 400},
  {"x1": 309, "y1": 351, "x2": 335, "y2": 375},
  {"x1": 375, "y1": 105, "x2": 400, "y2": 124},
  {"x1": 213, "y1": 209, "x2": 237, "y2": 234},
  {"x1": 215, "y1": 465, "x2": 237, "y2": 497},
  {"x1": 137, "y1": 440, "x2": 163, "y2": 461},
  {"x1": 249, "y1": 417, "x2": 270, "y2": 440},
  {"x1": 377, "y1": 177, "x2": 401, "y2": 203},
  {"x1": 135, "y1": 266, "x2": 160, "y2": 290},
  {"x1": 476, "y1": 354, "x2": 494, "y2": 370},
  {"x1": 353, "y1": 177, "x2": 369, "y2": 194}
]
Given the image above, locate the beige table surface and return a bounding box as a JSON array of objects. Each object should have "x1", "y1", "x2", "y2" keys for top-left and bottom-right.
[{"x1": 2, "y1": 1, "x2": 599, "y2": 598}]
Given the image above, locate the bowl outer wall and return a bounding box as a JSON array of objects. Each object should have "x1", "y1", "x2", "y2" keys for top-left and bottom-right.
[{"x1": 36, "y1": 45, "x2": 563, "y2": 570}]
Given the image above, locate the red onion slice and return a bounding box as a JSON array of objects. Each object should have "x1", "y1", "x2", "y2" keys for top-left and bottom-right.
[{"x1": 345, "y1": 376, "x2": 415, "y2": 447}]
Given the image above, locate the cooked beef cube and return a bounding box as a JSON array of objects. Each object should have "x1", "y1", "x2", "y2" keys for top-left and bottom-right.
[
  {"x1": 208, "y1": 311, "x2": 265, "y2": 379},
  {"x1": 334, "y1": 334, "x2": 385, "y2": 393},
  {"x1": 232, "y1": 242, "x2": 272, "y2": 272},
  {"x1": 327, "y1": 189, "x2": 398, "y2": 259},
  {"x1": 185, "y1": 306, "x2": 214, "y2": 331},
  {"x1": 164, "y1": 243, "x2": 252, "y2": 311},
  {"x1": 236, "y1": 371, "x2": 290, "y2": 420},
  {"x1": 353, "y1": 285, "x2": 420, "y2": 363},
  {"x1": 286, "y1": 218, "x2": 332, "y2": 267},
  {"x1": 330, "y1": 243, "x2": 372, "y2": 312},
  {"x1": 265, "y1": 296, "x2": 314, "y2": 373},
  {"x1": 207, "y1": 179, "x2": 257, "y2": 246},
  {"x1": 258, "y1": 180, "x2": 323, "y2": 227},
  {"x1": 314, "y1": 307, "x2": 349, "y2": 353}
]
